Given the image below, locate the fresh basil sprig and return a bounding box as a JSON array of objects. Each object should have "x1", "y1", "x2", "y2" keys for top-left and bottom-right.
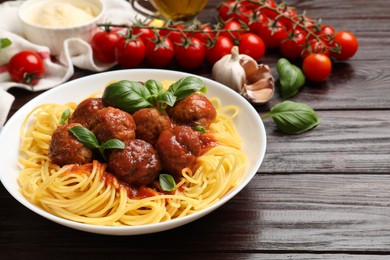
[
  {"x1": 69, "y1": 125, "x2": 125, "y2": 160},
  {"x1": 159, "y1": 174, "x2": 176, "y2": 192},
  {"x1": 60, "y1": 109, "x2": 71, "y2": 125},
  {"x1": 102, "y1": 76, "x2": 206, "y2": 113},
  {"x1": 262, "y1": 101, "x2": 320, "y2": 134},
  {"x1": 276, "y1": 58, "x2": 305, "y2": 99}
]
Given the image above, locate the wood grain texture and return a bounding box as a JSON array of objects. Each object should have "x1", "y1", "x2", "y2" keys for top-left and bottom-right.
[{"x1": 1, "y1": 0, "x2": 390, "y2": 258}]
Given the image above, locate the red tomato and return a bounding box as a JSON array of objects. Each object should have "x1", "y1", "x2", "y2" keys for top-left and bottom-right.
[
  {"x1": 159, "y1": 24, "x2": 186, "y2": 44},
  {"x1": 144, "y1": 36, "x2": 175, "y2": 68},
  {"x1": 115, "y1": 37, "x2": 146, "y2": 68},
  {"x1": 257, "y1": 0, "x2": 277, "y2": 19},
  {"x1": 91, "y1": 31, "x2": 121, "y2": 63},
  {"x1": 318, "y1": 24, "x2": 335, "y2": 43},
  {"x1": 132, "y1": 27, "x2": 155, "y2": 42},
  {"x1": 8, "y1": 51, "x2": 45, "y2": 85},
  {"x1": 257, "y1": 19, "x2": 288, "y2": 48},
  {"x1": 192, "y1": 24, "x2": 215, "y2": 45},
  {"x1": 301, "y1": 38, "x2": 330, "y2": 58},
  {"x1": 206, "y1": 35, "x2": 234, "y2": 65},
  {"x1": 331, "y1": 30, "x2": 358, "y2": 60},
  {"x1": 302, "y1": 53, "x2": 332, "y2": 82},
  {"x1": 220, "y1": 20, "x2": 244, "y2": 43},
  {"x1": 241, "y1": 9, "x2": 265, "y2": 34},
  {"x1": 277, "y1": 6, "x2": 298, "y2": 30},
  {"x1": 218, "y1": 0, "x2": 250, "y2": 21},
  {"x1": 280, "y1": 29, "x2": 306, "y2": 59},
  {"x1": 175, "y1": 37, "x2": 206, "y2": 69},
  {"x1": 238, "y1": 33, "x2": 265, "y2": 61}
]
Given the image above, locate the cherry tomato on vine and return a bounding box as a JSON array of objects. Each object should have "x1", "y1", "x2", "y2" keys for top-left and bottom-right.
[
  {"x1": 277, "y1": 5, "x2": 298, "y2": 30},
  {"x1": 191, "y1": 24, "x2": 215, "y2": 45},
  {"x1": 115, "y1": 36, "x2": 146, "y2": 68},
  {"x1": 91, "y1": 30, "x2": 121, "y2": 63},
  {"x1": 331, "y1": 30, "x2": 358, "y2": 60},
  {"x1": 144, "y1": 36, "x2": 175, "y2": 68},
  {"x1": 218, "y1": 0, "x2": 251, "y2": 22},
  {"x1": 280, "y1": 29, "x2": 306, "y2": 59},
  {"x1": 317, "y1": 24, "x2": 335, "y2": 43},
  {"x1": 301, "y1": 38, "x2": 330, "y2": 58},
  {"x1": 175, "y1": 37, "x2": 206, "y2": 69},
  {"x1": 160, "y1": 24, "x2": 186, "y2": 44},
  {"x1": 257, "y1": 0, "x2": 277, "y2": 19},
  {"x1": 238, "y1": 33, "x2": 265, "y2": 61},
  {"x1": 220, "y1": 20, "x2": 244, "y2": 43},
  {"x1": 302, "y1": 53, "x2": 332, "y2": 82},
  {"x1": 132, "y1": 27, "x2": 155, "y2": 42},
  {"x1": 241, "y1": 9, "x2": 265, "y2": 34},
  {"x1": 8, "y1": 51, "x2": 45, "y2": 85},
  {"x1": 206, "y1": 35, "x2": 234, "y2": 65},
  {"x1": 257, "y1": 19, "x2": 288, "y2": 49}
]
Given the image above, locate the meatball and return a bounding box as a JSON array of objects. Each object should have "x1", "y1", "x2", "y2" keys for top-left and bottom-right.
[
  {"x1": 132, "y1": 108, "x2": 172, "y2": 146},
  {"x1": 91, "y1": 107, "x2": 136, "y2": 143},
  {"x1": 155, "y1": 125, "x2": 202, "y2": 178},
  {"x1": 108, "y1": 139, "x2": 161, "y2": 187},
  {"x1": 69, "y1": 98, "x2": 105, "y2": 129},
  {"x1": 168, "y1": 93, "x2": 216, "y2": 128},
  {"x1": 49, "y1": 123, "x2": 93, "y2": 166}
]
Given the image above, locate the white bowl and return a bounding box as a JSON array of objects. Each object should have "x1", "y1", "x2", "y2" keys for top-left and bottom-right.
[
  {"x1": 18, "y1": 0, "x2": 105, "y2": 55},
  {"x1": 0, "y1": 69, "x2": 267, "y2": 235}
]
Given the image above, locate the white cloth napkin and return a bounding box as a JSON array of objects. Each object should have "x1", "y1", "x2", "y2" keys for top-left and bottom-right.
[{"x1": 0, "y1": 0, "x2": 143, "y2": 130}]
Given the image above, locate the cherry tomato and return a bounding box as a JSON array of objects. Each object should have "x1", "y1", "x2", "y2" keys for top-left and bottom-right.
[
  {"x1": 331, "y1": 30, "x2": 358, "y2": 60},
  {"x1": 280, "y1": 29, "x2": 306, "y2": 59},
  {"x1": 175, "y1": 37, "x2": 206, "y2": 69},
  {"x1": 257, "y1": 0, "x2": 277, "y2": 19},
  {"x1": 191, "y1": 24, "x2": 215, "y2": 45},
  {"x1": 115, "y1": 37, "x2": 146, "y2": 68},
  {"x1": 218, "y1": 0, "x2": 250, "y2": 21},
  {"x1": 241, "y1": 9, "x2": 265, "y2": 34},
  {"x1": 206, "y1": 35, "x2": 234, "y2": 65},
  {"x1": 144, "y1": 36, "x2": 175, "y2": 68},
  {"x1": 277, "y1": 6, "x2": 298, "y2": 30},
  {"x1": 238, "y1": 33, "x2": 265, "y2": 61},
  {"x1": 318, "y1": 24, "x2": 335, "y2": 43},
  {"x1": 160, "y1": 24, "x2": 186, "y2": 44},
  {"x1": 301, "y1": 38, "x2": 330, "y2": 58},
  {"x1": 302, "y1": 53, "x2": 332, "y2": 82},
  {"x1": 257, "y1": 19, "x2": 288, "y2": 48},
  {"x1": 132, "y1": 27, "x2": 155, "y2": 42},
  {"x1": 220, "y1": 20, "x2": 244, "y2": 43},
  {"x1": 8, "y1": 51, "x2": 45, "y2": 85},
  {"x1": 91, "y1": 31, "x2": 121, "y2": 63}
]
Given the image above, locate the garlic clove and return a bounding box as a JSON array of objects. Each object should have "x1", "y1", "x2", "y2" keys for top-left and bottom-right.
[{"x1": 245, "y1": 88, "x2": 274, "y2": 103}]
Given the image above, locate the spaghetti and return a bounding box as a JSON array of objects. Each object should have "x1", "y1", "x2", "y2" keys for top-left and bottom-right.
[{"x1": 18, "y1": 96, "x2": 247, "y2": 226}]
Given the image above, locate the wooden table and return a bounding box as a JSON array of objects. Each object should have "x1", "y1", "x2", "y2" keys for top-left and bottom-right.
[{"x1": 1, "y1": 0, "x2": 390, "y2": 258}]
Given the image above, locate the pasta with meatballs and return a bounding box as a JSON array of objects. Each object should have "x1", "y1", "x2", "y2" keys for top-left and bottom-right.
[{"x1": 18, "y1": 77, "x2": 247, "y2": 226}]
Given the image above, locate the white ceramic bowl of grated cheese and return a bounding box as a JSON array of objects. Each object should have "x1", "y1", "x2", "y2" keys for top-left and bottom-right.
[{"x1": 18, "y1": 0, "x2": 105, "y2": 55}]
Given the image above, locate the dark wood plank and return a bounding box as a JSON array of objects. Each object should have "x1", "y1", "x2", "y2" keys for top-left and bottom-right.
[
  {"x1": 261, "y1": 110, "x2": 390, "y2": 173},
  {"x1": 1, "y1": 174, "x2": 390, "y2": 256}
]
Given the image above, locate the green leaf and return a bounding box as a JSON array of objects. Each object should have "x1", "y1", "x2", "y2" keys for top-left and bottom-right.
[
  {"x1": 144, "y1": 79, "x2": 164, "y2": 96},
  {"x1": 100, "y1": 139, "x2": 125, "y2": 151},
  {"x1": 262, "y1": 101, "x2": 320, "y2": 134},
  {"x1": 159, "y1": 174, "x2": 176, "y2": 192},
  {"x1": 276, "y1": 58, "x2": 305, "y2": 99},
  {"x1": 0, "y1": 38, "x2": 12, "y2": 49},
  {"x1": 102, "y1": 80, "x2": 152, "y2": 113},
  {"x1": 60, "y1": 109, "x2": 71, "y2": 125},
  {"x1": 157, "y1": 91, "x2": 176, "y2": 108},
  {"x1": 69, "y1": 125, "x2": 100, "y2": 149},
  {"x1": 167, "y1": 76, "x2": 206, "y2": 101},
  {"x1": 194, "y1": 125, "x2": 206, "y2": 134}
]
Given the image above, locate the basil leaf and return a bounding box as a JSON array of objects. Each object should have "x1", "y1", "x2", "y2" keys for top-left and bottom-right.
[
  {"x1": 100, "y1": 139, "x2": 125, "y2": 151},
  {"x1": 60, "y1": 109, "x2": 70, "y2": 125},
  {"x1": 262, "y1": 101, "x2": 320, "y2": 134},
  {"x1": 69, "y1": 125, "x2": 100, "y2": 149},
  {"x1": 194, "y1": 125, "x2": 206, "y2": 134},
  {"x1": 159, "y1": 174, "x2": 176, "y2": 192},
  {"x1": 144, "y1": 79, "x2": 164, "y2": 96},
  {"x1": 102, "y1": 80, "x2": 152, "y2": 113},
  {"x1": 167, "y1": 76, "x2": 206, "y2": 101},
  {"x1": 0, "y1": 38, "x2": 12, "y2": 49},
  {"x1": 276, "y1": 58, "x2": 305, "y2": 99},
  {"x1": 157, "y1": 91, "x2": 176, "y2": 108}
]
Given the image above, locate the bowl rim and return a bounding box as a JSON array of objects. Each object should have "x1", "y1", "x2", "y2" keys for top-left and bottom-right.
[{"x1": 18, "y1": 0, "x2": 105, "y2": 30}]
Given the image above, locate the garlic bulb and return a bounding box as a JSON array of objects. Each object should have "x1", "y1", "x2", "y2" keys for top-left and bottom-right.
[{"x1": 212, "y1": 46, "x2": 274, "y2": 103}]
